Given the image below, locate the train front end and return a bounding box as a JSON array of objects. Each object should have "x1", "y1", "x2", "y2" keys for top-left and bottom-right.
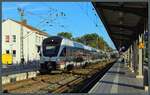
[{"x1": 39, "y1": 36, "x2": 63, "y2": 74}]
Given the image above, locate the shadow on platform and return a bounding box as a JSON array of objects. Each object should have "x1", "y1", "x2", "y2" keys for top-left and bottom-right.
[{"x1": 100, "y1": 80, "x2": 144, "y2": 90}]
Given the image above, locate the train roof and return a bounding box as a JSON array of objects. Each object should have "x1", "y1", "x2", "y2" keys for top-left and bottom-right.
[
  {"x1": 45, "y1": 36, "x2": 105, "y2": 52},
  {"x1": 61, "y1": 37, "x2": 93, "y2": 51}
]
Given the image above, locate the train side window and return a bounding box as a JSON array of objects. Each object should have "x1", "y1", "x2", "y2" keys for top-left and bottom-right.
[
  {"x1": 73, "y1": 48, "x2": 77, "y2": 56},
  {"x1": 66, "y1": 47, "x2": 71, "y2": 56},
  {"x1": 70, "y1": 47, "x2": 74, "y2": 56},
  {"x1": 60, "y1": 47, "x2": 66, "y2": 57}
]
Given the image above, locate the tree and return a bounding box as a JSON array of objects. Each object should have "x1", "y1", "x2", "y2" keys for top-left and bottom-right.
[
  {"x1": 72, "y1": 33, "x2": 113, "y2": 51},
  {"x1": 72, "y1": 37, "x2": 85, "y2": 44},
  {"x1": 57, "y1": 32, "x2": 113, "y2": 51},
  {"x1": 57, "y1": 32, "x2": 72, "y2": 39}
]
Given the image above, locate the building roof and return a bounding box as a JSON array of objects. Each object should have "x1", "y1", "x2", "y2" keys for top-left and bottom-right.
[{"x1": 3, "y1": 18, "x2": 50, "y2": 37}]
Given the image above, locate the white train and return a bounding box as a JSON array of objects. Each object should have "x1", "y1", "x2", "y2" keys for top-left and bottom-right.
[{"x1": 39, "y1": 36, "x2": 110, "y2": 74}]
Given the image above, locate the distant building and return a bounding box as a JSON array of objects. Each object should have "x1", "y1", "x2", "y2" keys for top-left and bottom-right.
[{"x1": 2, "y1": 18, "x2": 50, "y2": 64}]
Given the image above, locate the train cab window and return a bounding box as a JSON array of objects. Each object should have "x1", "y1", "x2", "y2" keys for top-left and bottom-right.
[{"x1": 60, "y1": 47, "x2": 66, "y2": 57}]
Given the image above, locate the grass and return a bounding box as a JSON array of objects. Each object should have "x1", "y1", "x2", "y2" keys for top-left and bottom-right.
[
  {"x1": 21, "y1": 85, "x2": 25, "y2": 88},
  {"x1": 44, "y1": 86, "x2": 58, "y2": 91},
  {"x1": 87, "y1": 75, "x2": 92, "y2": 78},
  {"x1": 69, "y1": 73, "x2": 73, "y2": 77}
]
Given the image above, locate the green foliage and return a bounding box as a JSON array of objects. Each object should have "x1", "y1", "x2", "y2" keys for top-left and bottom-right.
[
  {"x1": 57, "y1": 32, "x2": 72, "y2": 39},
  {"x1": 73, "y1": 33, "x2": 113, "y2": 51},
  {"x1": 45, "y1": 86, "x2": 57, "y2": 91}
]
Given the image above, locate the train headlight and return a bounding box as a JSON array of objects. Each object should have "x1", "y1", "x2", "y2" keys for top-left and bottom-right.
[{"x1": 56, "y1": 58, "x2": 62, "y2": 61}]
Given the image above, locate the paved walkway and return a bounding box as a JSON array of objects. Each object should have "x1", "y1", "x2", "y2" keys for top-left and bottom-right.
[{"x1": 88, "y1": 59, "x2": 146, "y2": 94}]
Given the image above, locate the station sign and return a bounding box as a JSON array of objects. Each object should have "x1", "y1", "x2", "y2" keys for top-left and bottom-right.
[
  {"x1": 119, "y1": 46, "x2": 125, "y2": 52},
  {"x1": 138, "y1": 42, "x2": 144, "y2": 49},
  {"x1": 119, "y1": 52, "x2": 123, "y2": 55}
]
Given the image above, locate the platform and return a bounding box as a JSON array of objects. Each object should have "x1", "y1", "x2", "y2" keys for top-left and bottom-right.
[{"x1": 89, "y1": 59, "x2": 146, "y2": 94}]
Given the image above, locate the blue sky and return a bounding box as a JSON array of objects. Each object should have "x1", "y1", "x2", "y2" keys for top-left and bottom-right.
[{"x1": 2, "y1": 2, "x2": 116, "y2": 49}]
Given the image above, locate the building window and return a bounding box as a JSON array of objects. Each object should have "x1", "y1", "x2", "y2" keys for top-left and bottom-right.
[
  {"x1": 5, "y1": 35, "x2": 9, "y2": 42},
  {"x1": 36, "y1": 36, "x2": 38, "y2": 42},
  {"x1": 39, "y1": 37, "x2": 40, "y2": 42},
  {"x1": 13, "y1": 50, "x2": 16, "y2": 57},
  {"x1": 6, "y1": 50, "x2": 9, "y2": 54},
  {"x1": 12, "y1": 35, "x2": 16, "y2": 42}
]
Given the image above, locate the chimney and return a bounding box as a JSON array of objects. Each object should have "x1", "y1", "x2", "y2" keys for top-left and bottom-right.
[{"x1": 23, "y1": 20, "x2": 27, "y2": 24}]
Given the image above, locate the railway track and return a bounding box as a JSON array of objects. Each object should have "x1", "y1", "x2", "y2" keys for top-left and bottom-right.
[
  {"x1": 2, "y1": 59, "x2": 117, "y2": 93},
  {"x1": 51, "y1": 59, "x2": 116, "y2": 93},
  {"x1": 79, "y1": 60, "x2": 115, "y2": 93},
  {"x1": 3, "y1": 73, "x2": 79, "y2": 93}
]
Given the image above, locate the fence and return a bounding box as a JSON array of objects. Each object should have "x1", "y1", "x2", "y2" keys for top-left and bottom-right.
[{"x1": 2, "y1": 61, "x2": 40, "y2": 76}]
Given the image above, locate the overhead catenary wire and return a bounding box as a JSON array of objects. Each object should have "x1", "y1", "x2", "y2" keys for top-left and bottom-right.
[
  {"x1": 25, "y1": 4, "x2": 76, "y2": 37},
  {"x1": 16, "y1": 5, "x2": 74, "y2": 39},
  {"x1": 25, "y1": 10, "x2": 45, "y2": 20},
  {"x1": 18, "y1": 9, "x2": 51, "y2": 38},
  {"x1": 22, "y1": 8, "x2": 61, "y2": 38},
  {"x1": 38, "y1": 15, "x2": 59, "y2": 30},
  {"x1": 34, "y1": 9, "x2": 58, "y2": 28},
  {"x1": 77, "y1": 3, "x2": 106, "y2": 40},
  {"x1": 23, "y1": 7, "x2": 59, "y2": 29},
  {"x1": 77, "y1": 3, "x2": 114, "y2": 49},
  {"x1": 39, "y1": 9, "x2": 73, "y2": 36},
  {"x1": 37, "y1": 9, "x2": 68, "y2": 31}
]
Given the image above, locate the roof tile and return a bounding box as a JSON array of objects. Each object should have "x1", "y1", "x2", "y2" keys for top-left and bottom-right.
[{"x1": 7, "y1": 18, "x2": 50, "y2": 37}]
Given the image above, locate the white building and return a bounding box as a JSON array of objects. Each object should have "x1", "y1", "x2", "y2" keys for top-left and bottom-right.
[{"x1": 2, "y1": 18, "x2": 50, "y2": 64}]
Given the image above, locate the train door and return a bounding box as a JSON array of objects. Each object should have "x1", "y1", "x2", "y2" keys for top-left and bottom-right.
[{"x1": 59, "y1": 47, "x2": 66, "y2": 69}]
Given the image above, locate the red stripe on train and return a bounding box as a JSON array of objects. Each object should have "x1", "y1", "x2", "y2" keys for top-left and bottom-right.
[{"x1": 59, "y1": 62, "x2": 65, "y2": 65}]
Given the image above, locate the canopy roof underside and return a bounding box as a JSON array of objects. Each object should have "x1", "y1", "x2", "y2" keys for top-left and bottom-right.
[{"x1": 92, "y1": 2, "x2": 148, "y2": 51}]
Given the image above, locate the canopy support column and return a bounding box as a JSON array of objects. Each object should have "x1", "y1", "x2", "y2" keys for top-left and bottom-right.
[{"x1": 136, "y1": 34, "x2": 144, "y2": 78}]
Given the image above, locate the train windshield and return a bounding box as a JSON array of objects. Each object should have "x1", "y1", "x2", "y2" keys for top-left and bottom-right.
[{"x1": 42, "y1": 37, "x2": 62, "y2": 57}]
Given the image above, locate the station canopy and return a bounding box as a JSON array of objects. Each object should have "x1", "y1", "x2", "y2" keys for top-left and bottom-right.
[{"x1": 92, "y1": 2, "x2": 148, "y2": 51}]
